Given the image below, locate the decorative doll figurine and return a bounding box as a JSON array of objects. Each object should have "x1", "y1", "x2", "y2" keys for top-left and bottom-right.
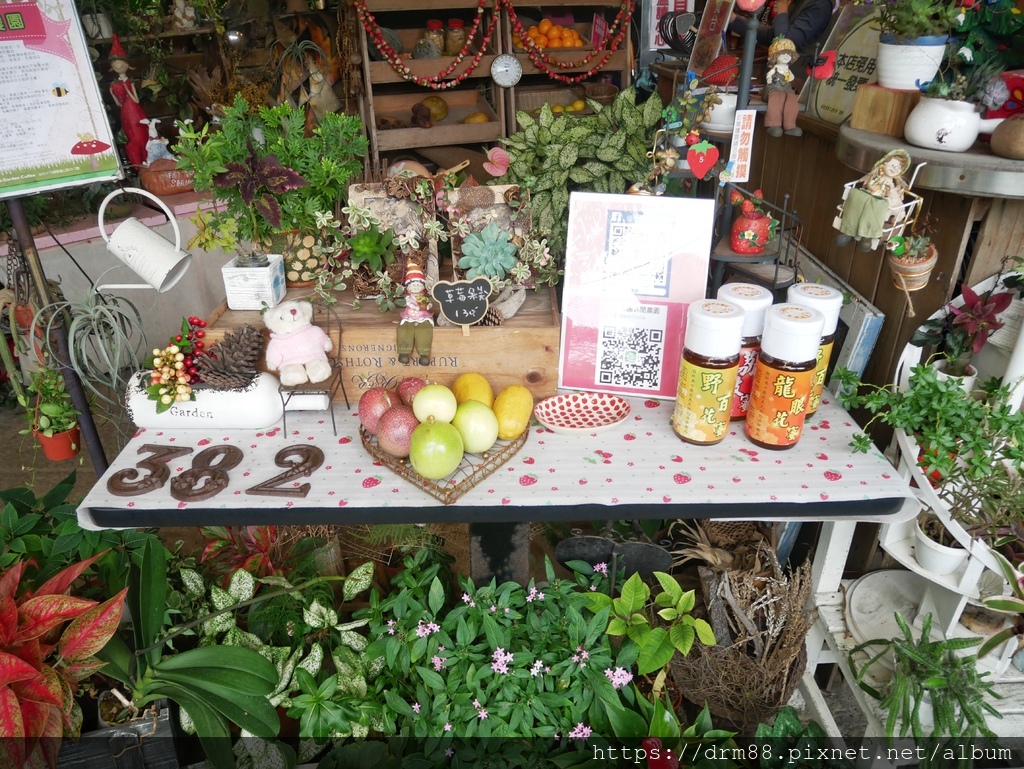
[
  {"x1": 835, "y1": 148, "x2": 912, "y2": 252},
  {"x1": 170, "y1": 0, "x2": 199, "y2": 31},
  {"x1": 397, "y1": 262, "x2": 433, "y2": 366},
  {"x1": 108, "y1": 36, "x2": 150, "y2": 168},
  {"x1": 140, "y1": 119, "x2": 176, "y2": 165},
  {"x1": 764, "y1": 37, "x2": 802, "y2": 138}
]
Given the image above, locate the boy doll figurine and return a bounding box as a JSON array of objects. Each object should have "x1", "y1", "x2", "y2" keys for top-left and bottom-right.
[
  {"x1": 397, "y1": 262, "x2": 433, "y2": 366},
  {"x1": 764, "y1": 37, "x2": 802, "y2": 138}
]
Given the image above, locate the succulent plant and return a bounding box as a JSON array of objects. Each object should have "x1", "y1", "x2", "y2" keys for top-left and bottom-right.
[
  {"x1": 458, "y1": 222, "x2": 517, "y2": 281},
  {"x1": 346, "y1": 223, "x2": 397, "y2": 273}
]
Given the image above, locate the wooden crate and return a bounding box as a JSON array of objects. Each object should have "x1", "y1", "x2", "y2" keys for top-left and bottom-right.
[
  {"x1": 513, "y1": 22, "x2": 594, "y2": 51},
  {"x1": 372, "y1": 90, "x2": 502, "y2": 152},
  {"x1": 205, "y1": 285, "x2": 561, "y2": 401},
  {"x1": 367, "y1": 26, "x2": 498, "y2": 84},
  {"x1": 849, "y1": 84, "x2": 923, "y2": 138}
]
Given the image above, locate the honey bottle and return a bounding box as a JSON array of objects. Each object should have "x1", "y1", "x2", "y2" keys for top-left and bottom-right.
[
  {"x1": 745, "y1": 304, "x2": 825, "y2": 450},
  {"x1": 787, "y1": 283, "x2": 843, "y2": 416},
  {"x1": 671, "y1": 299, "x2": 745, "y2": 445},
  {"x1": 716, "y1": 283, "x2": 773, "y2": 421}
]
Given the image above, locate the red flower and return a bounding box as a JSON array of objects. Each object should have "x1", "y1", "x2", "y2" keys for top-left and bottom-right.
[{"x1": 949, "y1": 285, "x2": 1013, "y2": 354}]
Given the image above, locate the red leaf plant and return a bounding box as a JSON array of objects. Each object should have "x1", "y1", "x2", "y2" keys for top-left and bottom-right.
[
  {"x1": 199, "y1": 526, "x2": 288, "y2": 583},
  {"x1": 0, "y1": 552, "x2": 127, "y2": 767}
]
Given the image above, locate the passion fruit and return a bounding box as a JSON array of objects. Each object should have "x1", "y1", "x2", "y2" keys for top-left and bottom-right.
[
  {"x1": 462, "y1": 111, "x2": 489, "y2": 124},
  {"x1": 420, "y1": 95, "x2": 449, "y2": 123}
]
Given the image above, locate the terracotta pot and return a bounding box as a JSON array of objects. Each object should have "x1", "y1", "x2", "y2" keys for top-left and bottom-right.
[
  {"x1": 887, "y1": 244, "x2": 937, "y2": 292},
  {"x1": 730, "y1": 211, "x2": 773, "y2": 254},
  {"x1": 35, "y1": 426, "x2": 80, "y2": 461}
]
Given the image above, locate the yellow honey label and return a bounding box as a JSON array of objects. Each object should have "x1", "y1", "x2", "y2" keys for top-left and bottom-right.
[
  {"x1": 745, "y1": 362, "x2": 815, "y2": 447},
  {"x1": 807, "y1": 339, "x2": 835, "y2": 415},
  {"x1": 672, "y1": 360, "x2": 737, "y2": 444}
]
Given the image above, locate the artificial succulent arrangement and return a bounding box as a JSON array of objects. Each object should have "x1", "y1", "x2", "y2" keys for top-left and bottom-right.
[
  {"x1": 345, "y1": 222, "x2": 398, "y2": 274},
  {"x1": 457, "y1": 222, "x2": 517, "y2": 281}
]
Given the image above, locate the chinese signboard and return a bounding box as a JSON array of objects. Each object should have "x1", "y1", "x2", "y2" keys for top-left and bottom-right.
[
  {"x1": 560, "y1": 192, "x2": 713, "y2": 400},
  {"x1": 800, "y1": 5, "x2": 880, "y2": 125},
  {"x1": 0, "y1": 0, "x2": 120, "y2": 200},
  {"x1": 728, "y1": 109, "x2": 757, "y2": 183},
  {"x1": 648, "y1": 0, "x2": 694, "y2": 51}
]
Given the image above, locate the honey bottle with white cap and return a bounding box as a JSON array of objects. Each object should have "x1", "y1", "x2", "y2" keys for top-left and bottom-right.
[
  {"x1": 716, "y1": 283, "x2": 773, "y2": 420},
  {"x1": 787, "y1": 283, "x2": 843, "y2": 416},
  {"x1": 671, "y1": 300, "x2": 745, "y2": 445},
  {"x1": 745, "y1": 304, "x2": 825, "y2": 450}
]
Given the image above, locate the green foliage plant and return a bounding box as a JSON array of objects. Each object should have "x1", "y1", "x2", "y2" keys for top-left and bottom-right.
[
  {"x1": 979, "y1": 548, "x2": 1024, "y2": 658},
  {"x1": 586, "y1": 569, "x2": 715, "y2": 701},
  {"x1": 0, "y1": 471, "x2": 161, "y2": 598},
  {"x1": 363, "y1": 557, "x2": 645, "y2": 757},
  {"x1": 848, "y1": 612, "x2": 1000, "y2": 742},
  {"x1": 18, "y1": 365, "x2": 78, "y2": 438},
  {"x1": 345, "y1": 222, "x2": 397, "y2": 274},
  {"x1": 754, "y1": 706, "x2": 852, "y2": 769},
  {"x1": 96, "y1": 540, "x2": 281, "y2": 769},
  {"x1": 497, "y1": 86, "x2": 663, "y2": 259},
  {"x1": 175, "y1": 96, "x2": 368, "y2": 247},
  {"x1": 457, "y1": 221, "x2": 517, "y2": 281},
  {"x1": 863, "y1": 0, "x2": 962, "y2": 40}
]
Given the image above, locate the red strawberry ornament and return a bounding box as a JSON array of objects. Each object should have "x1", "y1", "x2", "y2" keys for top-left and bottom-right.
[{"x1": 687, "y1": 140, "x2": 719, "y2": 179}]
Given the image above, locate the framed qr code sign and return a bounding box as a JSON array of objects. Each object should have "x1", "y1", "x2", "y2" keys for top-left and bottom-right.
[{"x1": 559, "y1": 192, "x2": 713, "y2": 400}]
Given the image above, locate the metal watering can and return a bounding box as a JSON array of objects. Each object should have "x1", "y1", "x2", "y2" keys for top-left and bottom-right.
[{"x1": 97, "y1": 187, "x2": 192, "y2": 293}]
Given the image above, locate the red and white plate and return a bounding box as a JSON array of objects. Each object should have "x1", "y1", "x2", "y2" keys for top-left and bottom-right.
[{"x1": 534, "y1": 392, "x2": 632, "y2": 435}]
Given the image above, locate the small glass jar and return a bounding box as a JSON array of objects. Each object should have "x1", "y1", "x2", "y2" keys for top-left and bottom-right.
[
  {"x1": 787, "y1": 283, "x2": 843, "y2": 416},
  {"x1": 424, "y1": 19, "x2": 444, "y2": 52},
  {"x1": 445, "y1": 18, "x2": 467, "y2": 56}
]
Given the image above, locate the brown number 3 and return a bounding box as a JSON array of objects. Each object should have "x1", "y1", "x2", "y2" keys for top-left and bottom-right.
[
  {"x1": 246, "y1": 446, "x2": 325, "y2": 498},
  {"x1": 107, "y1": 444, "x2": 194, "y2": 496},
  {"x1": 170, "y1": 446, "x2": 244, "y2": 502}
]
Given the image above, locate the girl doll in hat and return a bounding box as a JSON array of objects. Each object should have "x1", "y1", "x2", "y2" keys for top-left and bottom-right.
[
  {"x1": 764, "y1": 37, "x2": 802, "y2": 138},
  {"x1": 397, "y1": 261, "x2": 433, "y2": 366},
  {"x1": 108, "y1": 35, "x2": 150, "y2": 167},
  {"x1": 835, "y1": 148, "x2": 912, "y2": 251}
]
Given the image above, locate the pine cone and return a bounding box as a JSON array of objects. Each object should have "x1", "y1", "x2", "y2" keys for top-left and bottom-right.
[{"x1": 197, "y1": 324, "x2": 263, "y2": 390}]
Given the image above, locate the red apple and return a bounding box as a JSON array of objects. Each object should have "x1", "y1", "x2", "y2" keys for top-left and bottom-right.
[
  {"x1": 376, "y1": 405, "x2": 420, "y2": 458},
  {"x1": 358, "y1": 387, "x2": 397, "y2": 435},
  {"x1": 397, "y1": 376, "x2": 427, "y2": 407}
]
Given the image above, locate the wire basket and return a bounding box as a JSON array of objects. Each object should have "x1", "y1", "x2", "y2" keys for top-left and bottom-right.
[{"x1": 360, "y1": 426, "x2": 528, "y2": 504}]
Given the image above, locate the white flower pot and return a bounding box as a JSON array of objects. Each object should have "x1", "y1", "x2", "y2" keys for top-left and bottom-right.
[
  {"x1": 875, "y1": 37, "x2": 947, "y2": 91},
  {"x1": 932, "y1": 359, "x2": 978, "y2": 393},
  {"x1": 913, "y1": 519, "x2": 968, "y2": 575},
  {"x1": 125, "y1": 371, "x2": 284, "y2": 429},
  {"x1": 904, "y1": 98, "x2": 1005, "y2": 153},
  {"x1": 221, "y1": 253, "x2": 286, "y2": 311}
]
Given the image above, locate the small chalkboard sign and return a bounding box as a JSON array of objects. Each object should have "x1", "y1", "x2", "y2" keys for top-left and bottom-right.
[{"x1": 432, "y1": 278, "x2": 492, "y2": 335}]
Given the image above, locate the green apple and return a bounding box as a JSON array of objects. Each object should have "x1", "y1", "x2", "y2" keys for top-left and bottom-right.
[
  {"x1": 412, "y1": 384, "x2": 458, "y2": 423},
  {"x1": 451, "y1": 400, "x2": 499, "y2": 454},
  {"x1": 409, "y1": 416, "x2": 464, "y2": 480}
]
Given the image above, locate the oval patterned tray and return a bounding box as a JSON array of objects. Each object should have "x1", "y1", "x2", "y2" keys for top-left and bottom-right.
[{"x1": 534, "y1": 392, "x2": 632, "y2": 435}]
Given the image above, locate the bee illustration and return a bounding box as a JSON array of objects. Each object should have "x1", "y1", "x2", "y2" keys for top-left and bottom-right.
[{"x1": 51, "y1": 83, "x2": 69, "y2": 98}]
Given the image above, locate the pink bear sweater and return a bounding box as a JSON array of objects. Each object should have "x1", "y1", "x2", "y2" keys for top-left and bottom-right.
[{"x1": 265, "y1": 324, "x2": 331, "y2": 370}]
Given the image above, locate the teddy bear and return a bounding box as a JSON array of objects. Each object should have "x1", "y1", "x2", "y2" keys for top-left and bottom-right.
[{"x1": 263, "y1": 300, "x2": 332, "y2": 386}]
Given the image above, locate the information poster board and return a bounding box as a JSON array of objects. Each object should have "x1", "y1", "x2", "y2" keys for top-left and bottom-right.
[
  {"x1": 0, "y1": 0, "x2": 121, "y2": 201},
  {"x1": 559, "y1": 192, "x2": 714, "y2": 400},
  {"x1": 799, "y1": 5, "x2": 880, "y2": 125}
]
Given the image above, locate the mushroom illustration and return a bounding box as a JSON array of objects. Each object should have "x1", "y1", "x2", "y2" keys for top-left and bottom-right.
[{"x1": 71, "y1": 133, "x2": 111, "y2": 170}]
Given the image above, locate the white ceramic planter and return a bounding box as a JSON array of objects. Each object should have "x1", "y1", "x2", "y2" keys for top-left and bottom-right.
[
  {"x1": 931, "y1": 359, "x2": 978, "y2": 393},
  {"x1": 875, "y1": 38, "x2": 947, "y2": 91},
  {"x1": 221, "y1": 253, "x2": 286, "y2": 311},
  {"x1": 913, "y1": 519, "x2": 969, "y2": 575},
  {"x1": 81, "y1": 12, "x2": 113, "y2": 40},
  {"x1": 904, "y1": 98, "x2": 1005, "y2": 153},
  {"x1": 125, "y1": 371, "x2": 284, "y2": 429}
]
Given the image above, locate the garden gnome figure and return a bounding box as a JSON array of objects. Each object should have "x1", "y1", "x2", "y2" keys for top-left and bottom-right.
[
  {"x1": 835, "y1": 148, "x2": 912, "y2": 252},
  {"x1": 397, "y1": 262, "x2": 433, "y2": 366},
  {"x1": 108, "y1": 36, "x2": 149, "y2": 168},
  {"x1": 764, "y1": 37, "x2": 802, "y2": 138}
]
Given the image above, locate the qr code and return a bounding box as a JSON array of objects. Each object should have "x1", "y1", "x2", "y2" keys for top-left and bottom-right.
[
  {"x1": 605, "y1": 210, "x2": 669, "y2": 298},
  {"x1": 597, "y1": 325, "x2": 664, "y2": 390}
]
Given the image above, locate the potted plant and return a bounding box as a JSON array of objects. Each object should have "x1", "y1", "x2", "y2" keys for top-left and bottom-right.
[
  {"x1": 848, "y1": 611, "x2": 1001, "y2": 743},
  {"x1": 174, "y1": 96, "x2": 368, "y2": 285},
  {"x1": 0, "y1": 553, "x2": 128, "y2": 767},
  {"x1": 18, "y1": 365, "x2": 81, "y2": 461},
  {"x1": 869, "y1": 0, "x2": 962, "y2": 90},
  {"x1": 339, "y1": 202, "x2": 407, "y2": 302},
  {"x1": 905, "y1": 60, "x2": 1008, "y2": 152},
  {"x1": 885, "y1": 216, "x2": 938, "y2": 299},
  {"x1": 908, "y1": 270, "x2": 1016, "y2": 385},
  {"x1": 914, "y1": 510, "x2": 968, "y2": 575}
]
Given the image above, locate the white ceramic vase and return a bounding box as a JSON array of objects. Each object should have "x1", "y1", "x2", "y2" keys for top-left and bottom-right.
[
  {"x1": 875, "y1": 37, "x2": 947, "y2": 91},
  {"x1": 932, "y1": 358, "x2": 978, "y2": 393},
  {"x1": 904, "y1": 98, "x2": 1005, "y2": 153},
  {"x1": 913, "y1": 519, "x2": 968, "y2": 576}
]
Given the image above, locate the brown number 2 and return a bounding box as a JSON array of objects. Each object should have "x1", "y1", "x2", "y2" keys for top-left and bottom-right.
[{"x1": 245, "y1": 446, "x2": 325, "y2": 498}]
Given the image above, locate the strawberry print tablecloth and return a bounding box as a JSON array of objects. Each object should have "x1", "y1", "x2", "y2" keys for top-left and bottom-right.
[{"x1": 78, "y1": 391, "x2": 916, "y2": 529}]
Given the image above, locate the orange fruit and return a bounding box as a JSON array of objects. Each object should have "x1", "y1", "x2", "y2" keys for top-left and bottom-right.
[
  {"x1": 538, "y1": 18, "x2": 552, "y2": 34},
  {"x1": 547, "y1": 33, "x2": 561, "y2": 47},
  {"x1": 549, "y1": 25, "x2": 564, "y2": 37},
  {"x1": 573, "y1": 38, "x2": 584, "y2": 47},
  {"x1": 535, "y1": 34, "x2": 548, "y2": 47},
  {"x1": 527, "y1": 25, "x2": 539, "y2": 38}
]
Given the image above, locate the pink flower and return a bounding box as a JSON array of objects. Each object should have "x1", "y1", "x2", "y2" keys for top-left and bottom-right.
[
  {"x1": 571, "y1": 654, "x2": 580, "y2": 663},
  {"x1": 478, "y1": 709, "x2": 488, "y2": 720},
  {"x1": 444, "y1": 723, "x2": 452, "y2": 732},
  {"x1": 594, "y1": 562, "x2": 609, "y2": 575},
  {"x1": 432, "y1": 655, "x2": 446, "y2": 672},
  {"x1": 412, "y1": 703, "x2": 421, "y2": 714},
  {"x1": 473, "y1": 699, "x2": 481, "y2": 709},
  {"x1": 530, "y1": 660, "x2": 544, "y2": 676},
  {"x1": 490, "y1": 605, "x2": 497, "y2": 612},
  {"x1": 568, "y1": 723, "x2": 592, "y2": 740},
  {"x1": 483, "y1": 146, "x2": 510, "y2": 177},
  {"x1": 604, "y1": 667, "x2": 634, "y2": 690},
  {"x1": 462, "y1": 592, "x2": 472, "y2": 603},
  {"x1": 445, "y1": 748, "x2": 454, "y2": 757},
  {"x1": 589, "y1": 585, "x2": 597, "y2": 591}
]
